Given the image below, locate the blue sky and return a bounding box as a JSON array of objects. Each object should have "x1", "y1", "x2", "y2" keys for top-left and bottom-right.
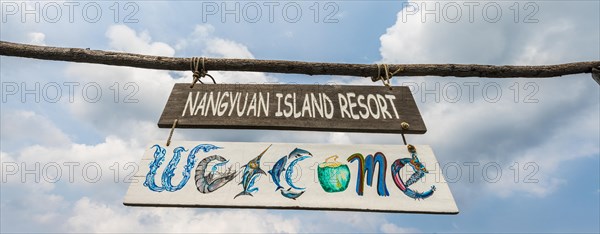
[{"x1": 1, "y1": 1, "x2": 599, "y2": 233}]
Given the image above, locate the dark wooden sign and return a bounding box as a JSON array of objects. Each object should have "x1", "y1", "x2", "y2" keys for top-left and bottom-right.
[{"x1": 158, "y1": 84, "x2": 426, "y2": 134}]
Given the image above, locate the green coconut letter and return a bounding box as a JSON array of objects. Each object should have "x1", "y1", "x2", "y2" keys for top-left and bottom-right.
[{"x1": 317, "y1": 155, "x2": 350, "y2": 193}]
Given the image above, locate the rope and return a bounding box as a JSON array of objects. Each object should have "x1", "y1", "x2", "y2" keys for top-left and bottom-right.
[
  {"x1": 166, "y1": 118, "x2": 178, "y2": 146},
  {"x1": 190, "y1": 57, "x2": 216, "y2": 88},
  {"x1": 375, "y1": 64, "x2": 403, "y2": 90}
]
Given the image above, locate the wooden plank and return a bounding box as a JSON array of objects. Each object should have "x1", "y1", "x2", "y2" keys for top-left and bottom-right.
[
  {"x1": 158, "y1": 84, "x2": 426, "y2": 134},
  {"x1": 123, "y1": 141, "x2": 458, "y2": 214}
]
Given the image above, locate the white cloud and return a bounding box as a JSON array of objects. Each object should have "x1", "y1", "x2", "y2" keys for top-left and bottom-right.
[
  {"x1": 205, "y1": 38, "x2": 255, "y2": 59},
  {"x1": 380, "y1": 223, "x2": 420, "y2": 233},
  {"x1": 1, "y1": 131, "x2": 420, "y2": 232},
  {"x1": 177, "y1": 24, "x2": 254, "y2": 59},
  {"x1": 174, "y1": 24, "x2": 215, "y2": 50},
  {"x1": 1, "y1": 24, "x2": 312, "y2": 233},
  {"x1": 106, "y1": 25, "x2": 175, "y2": 57},
  {"x1": 64, "y1": 26, "x2": 181, "y2": 138},
  {"x1": 513, "y1": 20, "x2": 574, "y2": 65},
  {"x1": 0, "y1": 136, "x2": 144, "y2": 230},
  {"x1": 328, "y1": 132, "x2": 354, "y2": 144},
  {"x1": 175, "y1": 24, "x2": 274, "y2": 83},
  {"x1": 0, "y1": 151, "x2": 14, "y2": 163},
  {"x1": 63, "y1": 63, "x2": 178, "y2": 138},
  {"x1": 2, "y1": 129, "x2": 302, "y2": 232},
  {"x1": 27, "y1": 32, "x2": 46, "y2": 46},
  {"x1": 294, "y1": 211, "x2": 420, "y2": 233},
  {"x1": 485, "y1": 101, "x2": 600, "y2": 197},
  {"x1": 379, "y1": 1, "x2": 599, "y2": 64},
  {"x1": 66, "y1": 198, "x2": 301, "y2": 233},
  {"x1": 175, "y1": 24, "x2": 254, "y2": 59},
  {"x1": 64, "y1": 24, "x2": 275, "y2": 139},
  {"x1": 2, "y1": 2, "x2": 598, "y2": 232},
  {"x1": 373, "y1": 1, "x2": 600, "y2": 199},
  {"x1": 0, "y1": 110, "x2": 71, "y2": 149}
]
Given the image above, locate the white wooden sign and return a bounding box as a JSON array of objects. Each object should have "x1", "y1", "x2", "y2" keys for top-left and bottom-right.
[{"x1": 123, "y1": 141, "x2": 459, "y2": 214}]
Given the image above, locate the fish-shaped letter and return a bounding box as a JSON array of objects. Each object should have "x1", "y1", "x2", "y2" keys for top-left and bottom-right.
[
  {"x1": 287, "y1": 148, "x2": 312, "y2": 159},
  {"x1": 195, "y1": 155, "x2": 237, "y2": 194},
  {"x1": 280, "y1": 188, "x2": 305, "y2": 200},
  {"x1": 268, "y1": 156, "x2": 287, "y2": 191},
  {"x1": 285, "y1": 155, "x2": 311, "y2": 190},
  {"x1": 269, "y1": 148, "x2": 313, "y2": 191},
  {"x1": 234, "y1": 145, "x2": 272, "y2": 199}
]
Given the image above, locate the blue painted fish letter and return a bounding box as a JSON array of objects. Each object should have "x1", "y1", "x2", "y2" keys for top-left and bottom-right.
[
  {"x1": 143, "y1": 145, "x2": 167, "y2": 192},
  {"x1": 144, "y1": 144, "x2": 221, "y2": 192}
]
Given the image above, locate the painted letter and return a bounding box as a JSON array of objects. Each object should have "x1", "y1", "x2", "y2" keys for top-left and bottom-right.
[
  {"x1": 357, "y1": 95, "x2": 369, "y2": 119},
  {"x1": 275, "y1": 93, "x2": 284, "y2": 117},
  {"x1": 338, "y1": 93, "x2": 351, "y2": 119},
  {"x1": 284, "y1": 93, "x2": 293, "y2": 117},
  {"x1": 346, "y1": 93, "x2": 360, "y2": 120},
  {"x1": 182, "y1": 91, "x2": 199, "y2": 117},
  {"x1": 347, "y1": 153, "x2": 389, "y2": 196},
  {"x1": 384, "y1": 95, "x2": 400, "y2": 119},
  {"x1": 323, "y1": 94, "x2": 334, "y2": 119}
]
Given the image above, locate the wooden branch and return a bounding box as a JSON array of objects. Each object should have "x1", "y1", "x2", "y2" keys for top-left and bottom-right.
[{"x1": 1, "y1": 40, "x2": 599, "y2": 81}]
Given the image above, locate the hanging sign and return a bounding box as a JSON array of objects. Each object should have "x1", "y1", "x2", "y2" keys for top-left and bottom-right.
[
  {"x1": 158, "y1": 84, "x2": 426, "y2": 134},
  {"x1": 123, "y1": 141, "x2": 458, "y2": 214}
]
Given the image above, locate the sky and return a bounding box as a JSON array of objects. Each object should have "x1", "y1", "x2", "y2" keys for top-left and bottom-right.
[{"x1": 1, "y1": 0, "x2": 599, "y2": 233}]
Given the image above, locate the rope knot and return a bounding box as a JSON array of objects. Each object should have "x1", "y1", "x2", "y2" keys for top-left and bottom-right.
[
  {"x1": 192, "y1": 71, "x2": 202, "y2": 79},
  {"x1": 374, "y1": 64, "x2": 404, "y2": 90},
  {"x1": 190, "y1": 57, "x2": 216, "y2": 88}
]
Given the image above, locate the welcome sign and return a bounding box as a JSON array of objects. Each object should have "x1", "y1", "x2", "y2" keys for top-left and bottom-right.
[
  {"x1": 158, "y1": 84, "x2": 426, "y2": 134},
  {"x1": 123, "y1": 141, "x2": 458, "y2": 214}
]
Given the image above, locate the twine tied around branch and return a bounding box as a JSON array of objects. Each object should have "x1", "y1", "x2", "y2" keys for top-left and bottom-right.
[
  {"x1": 190, "y1": 57, "x2": 216, "y2": 88},
  {"x1": 374, "y1": 64, "x2": 403, "y2": 90}
]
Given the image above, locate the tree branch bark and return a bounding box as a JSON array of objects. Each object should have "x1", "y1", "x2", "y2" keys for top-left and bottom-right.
[{"x1": 1, "y1": 40, "x2": 599, "y2": 81}]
